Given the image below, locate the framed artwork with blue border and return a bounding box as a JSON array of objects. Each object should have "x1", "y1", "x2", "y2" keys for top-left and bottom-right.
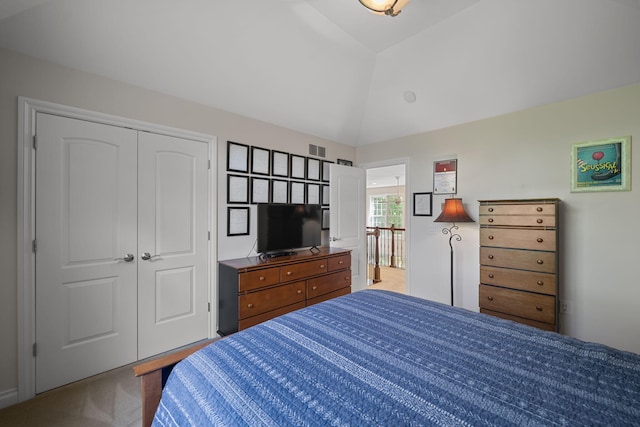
[{"x1": 571, "y1": 136, "x2": 631, "y2": 192}]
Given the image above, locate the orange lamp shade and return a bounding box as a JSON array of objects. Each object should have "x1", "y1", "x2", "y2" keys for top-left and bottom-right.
[{"x1": 433, "y1": 198, "x2": 474, "y2": 223}]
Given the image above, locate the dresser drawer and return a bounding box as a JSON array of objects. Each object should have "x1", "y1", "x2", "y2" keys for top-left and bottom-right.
[
  {"x1": 480, "y1": 266, "x2": 556, "y2": 295},
  {"x1": 238, "y1": 267, "x2": 280, "y2": 292},
  {"x1": 328, "y1": 254, "x2": 351, "y2": 272},
  {"x1": 281, "y1": 259, "x2": 328, "y2": 282},
  {"x1": 307, "y1": 287, "x2": 351, "y2": 307},
  {"x1": 480, "y1": 228, "x2": 556, "y2": 251},
  {"x1": 479, "y1": 214, "x2": 555, "y2": 227},
  {"x1": 479, "y1": 203, "x2": 556, "y2": 216},
  {"x1": 480, "y1": 247, "x2": 555, "y2": 273},
  {"x1": 480, "y1": 309, "x2": 556, "y2": 332},
  {"x1": 238, "y1": 281, "x2": 306, "y2": 319},
  {"x1": 307, "y1": 270, "x2": 351, "y2": 299},
  {"x1": 479, "y1": 284, "x2": 555, "y2": 324}
]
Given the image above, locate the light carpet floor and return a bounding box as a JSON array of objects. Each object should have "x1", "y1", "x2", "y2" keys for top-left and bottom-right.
[{"x1": 0, "y1": 364, "x2": 141, "y2": 427}]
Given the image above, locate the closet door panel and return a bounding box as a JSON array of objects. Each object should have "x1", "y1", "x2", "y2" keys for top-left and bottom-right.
[{"x1": 137, "y1": 132, "x2": 209, "y2": 359}]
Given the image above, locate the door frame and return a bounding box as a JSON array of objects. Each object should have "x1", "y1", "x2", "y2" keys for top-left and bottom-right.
[
  {"x1": 359, "y1": 157, "x2": 411, "y2": 294},
  {"x1": 17, "y1": 97, "x2": 217, "y2": 401}
]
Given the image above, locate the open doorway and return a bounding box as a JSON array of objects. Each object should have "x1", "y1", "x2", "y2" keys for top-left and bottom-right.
[{"x1": 365, "y1": 164, "x2": 406, "y2": 294}]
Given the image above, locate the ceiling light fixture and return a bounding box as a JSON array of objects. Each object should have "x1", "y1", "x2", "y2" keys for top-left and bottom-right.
[{"x1": 358, "y1": 0, "x2": 410, "y2": 17}]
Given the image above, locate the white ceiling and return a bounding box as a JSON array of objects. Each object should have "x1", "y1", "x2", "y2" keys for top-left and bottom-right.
[{"x1": 1, "y1": 0, "x2": 640, "y2": 147}]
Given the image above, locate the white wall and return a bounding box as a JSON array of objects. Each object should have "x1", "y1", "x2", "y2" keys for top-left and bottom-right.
[
  {"x1": 357, "y1": 83, "x2": 640, "y2": 355},
  {"x1": 0, "y1": 47, "x2": 355, "y2": 404}
]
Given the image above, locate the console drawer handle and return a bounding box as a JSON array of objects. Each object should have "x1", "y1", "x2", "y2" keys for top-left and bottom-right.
[
  {"x1": 488, "y1": 207, "x2": 494, "y2": 212},
  {"x1": 537, "y1": 280, "x2": 544, "y2": 286},
  {"x1": 537, "y1": 259, "x2": 544, "y2": 265},
  {"x1": 536, "y1": 305, "x2": 543, "y2": 311},
  {"x1": 537, "y1": 219, "x2": 543, "y2": 224},
  {"x1": 488, "y1": 273, "x2": 495, "y2": 278},
  {"x1": 488, "y1": 235, "x2": 494, "y2": 240},
  {"x1": 537, "y1": 207, "x2": 543, "y2": 212},
  {"x1": 537, "y1": 238, "x2": 543, "y2": 243},
  {"x1": 487, "y1": 296, "x2": 494, "y2": 301},
  {"x1": 488, "y1": 218, "x2": 494, "y2": 223},
  {"x1": 488, "y1": 254, "x2": 494, "y2": 260}
]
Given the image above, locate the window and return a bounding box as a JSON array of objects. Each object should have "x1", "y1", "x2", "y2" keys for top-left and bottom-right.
[{"x1": 369, "y1": 195, "x2": 403, "y2": 228}]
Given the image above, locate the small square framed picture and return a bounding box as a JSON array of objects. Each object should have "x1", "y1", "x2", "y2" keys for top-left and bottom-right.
[
  {"x1": 227, "y1": 141, "x2": 249, "y2": 173},
  {"x1": 251, "y1": 147, "x2": 270, "y2": 176},
  {"x1": 227, "y1": 207, "x2": 250, "y2": 236},
  {"x1": 413, "y1": 192, "x2": 433, "y2": 216}
]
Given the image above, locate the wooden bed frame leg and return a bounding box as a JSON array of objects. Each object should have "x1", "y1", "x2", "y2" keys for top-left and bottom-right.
[{"x1": 141, "y1": 369, "x2": 163, "y2": 427}]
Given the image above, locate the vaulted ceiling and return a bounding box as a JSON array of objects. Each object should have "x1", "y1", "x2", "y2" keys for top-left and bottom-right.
[{"x1": 1, "y1": 0, "x2": 640, "y2": 146}]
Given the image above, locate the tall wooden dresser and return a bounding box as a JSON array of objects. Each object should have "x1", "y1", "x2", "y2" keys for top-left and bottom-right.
[
  {"x1": 478, "y1": 199, "x2": 560, "y2": 331},
  {"x1": 218, "y1": 247, "x2": 351, "y2": 336}
]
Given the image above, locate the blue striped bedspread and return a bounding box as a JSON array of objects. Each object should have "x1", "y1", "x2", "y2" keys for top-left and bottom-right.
[{"x1": 152, "y1": 290, "x2": 640, "y2": 426}]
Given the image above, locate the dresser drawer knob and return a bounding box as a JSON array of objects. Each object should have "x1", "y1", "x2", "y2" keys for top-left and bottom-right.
[
  {"x1": 537, "y1": 207, "x2": 543, "y2": 212},
  {"x1": 312, "y1": 286, "x2": 317, "y2": 290},
  {"x1": 537, "y1": 219, "x2": 543, "y2": 224},
  {"x1": 286, "y1": 271, "x2": 292, "y2": 276},
  {"x1": 259, "y1": 276, "x2": 265, "y2": 281},
  {"x1": 488, "y1": 218, "x2": 494, "y2": 223},
  {"x1": 487, "y1": 296, "x2": 494, "y2": 301},
  {"x1": 344, "y1": 276, "x2": 350, "y2": 281},
  {"x1": 537, "y1": 259, "x2": 543, "y2": 265},
  {"x1": 537, "y1": 280, "x2": 544, "y2": 286},
  {"x1": 488, "y1": 235, "x2": 494, "y2": 240},
  {"x1": 320, "y1": 264, "x2": 325, "y2": 269},
  {"x1": 338, "y1": 260, "x2": 344, "y2": 264},
  {"x1": 488, "y1": 254, "x2": 494, "y2": 260},
  {"x1": 488, "y1": 207, "x2": 494, "y2": 212},
  {"x1": 537, "y1": 238, "x2": 543, "y2": 243},
  {"x1": 297, "y1": 289, "x2": 303, "y2": 294},
  {"x1": 536, "y1": 305, "x2": 543, "y2": 311},
  {"x1": 247, "y1": 303, "x2": 254, "y2": 308},
  {"x1": 488, "y1": 273, "x2": 495, "y2": 279}
]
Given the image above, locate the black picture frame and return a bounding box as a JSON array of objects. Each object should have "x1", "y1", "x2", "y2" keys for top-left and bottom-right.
[
  {"x1": 321, "y1": 185, "x2": 330, "y2": 206},
  {"x1": 271, "y1": 150, "x2": 290, "y2": 177},
  {"x1": 321, "y1": 160, "x2": 333, "y2": 182},
  {"x1": 321, "y1": 208, "x2": 330, "y2": 230},
  {"x1": 251, "y1": 146, "x2": 270, "y2": 176},
  {"x1": 307, "y1": 158, "x2": 321, "y2": 181},
  {"x1": 251, "y1": 177, "x2": 271, "y2": 204},
  {"x1": 413, "y1": 192, "x2": 433, "y2": 216},
  {"x1": 306, "y1": 183, "x2": 321, "y2": 204},
  {"x1": 289, "y1": 181, "x2": 306, "y2": 204},
  {"x1": 271, "y1": 179, "x2": 289, "y2": 203},
  {"x1": 227, "y1": 174, "x2": 249, "y2": 204},
  {"x1": 227, "y1": 141, "x2": 249, "y2": 173},
  {"x1": 290, "y1": 154, "x2": 306, "y2": 179},
  {"x1": 227, "y1": 207, "x2": 250, "y2": 236}
]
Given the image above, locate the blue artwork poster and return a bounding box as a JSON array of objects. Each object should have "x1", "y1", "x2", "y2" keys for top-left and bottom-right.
[{"x1": 571, "y1": 136, "x2": 631, "y2": 192}]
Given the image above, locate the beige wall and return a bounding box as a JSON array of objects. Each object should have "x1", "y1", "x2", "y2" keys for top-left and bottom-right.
[
  {"x1": 0, "y1": 48, "x2": 355, "y2": 402},
  {"x1": 357, "y1": 83, "x2": 640, "y2": 355}
]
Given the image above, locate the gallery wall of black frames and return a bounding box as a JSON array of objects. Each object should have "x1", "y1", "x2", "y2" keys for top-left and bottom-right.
[{"x1": 225, "y1": 141, "x2": 338, "y2": 236}]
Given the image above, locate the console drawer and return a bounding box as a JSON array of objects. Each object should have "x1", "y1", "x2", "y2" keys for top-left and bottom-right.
[
  {"x1": 281, "y1": 259, "x2": 328, "y2": 282},
  {"x1": 239, "y1": 281, "x2": 305, "y2": 319}
]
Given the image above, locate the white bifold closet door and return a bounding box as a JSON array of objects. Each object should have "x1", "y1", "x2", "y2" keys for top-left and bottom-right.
[{"x1": 35, "y1": 113, "x2": 208, "y2": 393}]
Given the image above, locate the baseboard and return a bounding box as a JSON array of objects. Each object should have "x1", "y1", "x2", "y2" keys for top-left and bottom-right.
[{"x1": 0, "y1": 388, "x2": 18, "y2": 409}]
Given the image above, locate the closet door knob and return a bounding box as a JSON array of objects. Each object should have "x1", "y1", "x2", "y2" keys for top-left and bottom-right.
[
  {"x1": 115, "y1": 254, "x2": 134, "y2": 262},
  {"x1": 141, "y1": 252, "x2": 159, "y2": 261}
]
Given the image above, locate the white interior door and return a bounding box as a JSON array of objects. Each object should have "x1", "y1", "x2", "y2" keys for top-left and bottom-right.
[
  {"x1": 35, "y1": 113, "x2": 138, "y2": 393},
  {"x1": 137, "y1": 132, "x2": 209, "y2": 359},
  {"x1": 329, "y1": 164, "x2": 366, "y2": 291}
]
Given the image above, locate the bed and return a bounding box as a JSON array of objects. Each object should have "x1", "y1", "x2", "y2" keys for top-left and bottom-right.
[{"x1": 148, "y1": 290, "x2": 640, "y2": 426}]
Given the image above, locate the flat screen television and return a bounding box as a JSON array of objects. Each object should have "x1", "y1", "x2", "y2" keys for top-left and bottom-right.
[{"x1": 257, "y1": 203, "x2": 322, "y2": 256}]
